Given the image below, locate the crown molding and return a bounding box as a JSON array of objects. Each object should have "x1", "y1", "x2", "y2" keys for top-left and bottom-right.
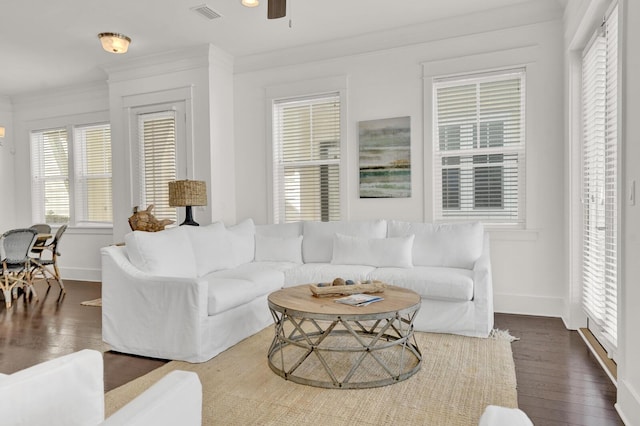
[
  {"x1": 235, "y1": 1, "x2": 563, "y2": 74},
  {"x1": 103, "y1": 44, "x2": 233, "y2": 84}
]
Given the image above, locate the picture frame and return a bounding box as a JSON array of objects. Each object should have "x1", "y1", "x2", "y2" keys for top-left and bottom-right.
[{"x1": 358, "y1": 116, "x2": 411, "y2": 198}]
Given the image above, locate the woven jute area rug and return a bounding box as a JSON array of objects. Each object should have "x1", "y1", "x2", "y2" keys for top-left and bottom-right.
[
  {"x1": 105, "y1": 327, "x2": 517, "y2": 425},
  {"x1": 80, "y1": 298, "x2": 102, "y2": 307}
]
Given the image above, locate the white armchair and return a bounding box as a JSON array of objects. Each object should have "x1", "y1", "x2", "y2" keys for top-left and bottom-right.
[{"x1": 0, "y1": 349, "x2": 202, "y2": 426}]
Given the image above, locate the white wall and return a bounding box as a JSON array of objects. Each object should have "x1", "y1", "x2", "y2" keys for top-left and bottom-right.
[
  {"x1": 7, "y1": 45, "x2": 236, "y2": 281},
  {"x1": 234, "y1": 16, "x2": 566, "y2": 316},
  {"x1": 106, "y1": 44, "x2": 236, "y2": 243},
  {"x1": 11, "y1": 83, "x2": 112, "y2": 281},
  {"x1": 618, "y1": 0, "x2": 640, "y2": 422},
  {"x1": 0, "y1": 96, "x2": 15, "y2": 230}
]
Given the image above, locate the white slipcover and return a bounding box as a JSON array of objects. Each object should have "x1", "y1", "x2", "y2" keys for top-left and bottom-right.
[
  {"x1": 102, "y1": 218, "x2": 494, "y2": 362},
  {"x1": 283, "y1": 263, "x2": 376, "y2": 287},
  {"x1": 0, "y1": 349, "x2": 202, "y2": 426}
]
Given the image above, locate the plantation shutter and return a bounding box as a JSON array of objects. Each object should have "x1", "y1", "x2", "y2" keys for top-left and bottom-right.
[
  {"x1": 581, "y1": 5, "x2": 618, "y2": 353},
  {"x1": 138, "y1": 111, "x2": 177, "y2": 222},
  {"x1": 273, "y1": 93, "x2": 341, "y2": 223},
  {"x1": 31, "y1": 128, "x2": 70, "y2": 224},
  {"x1": 433, "y1": 69, "x2": 525, "y2": 225},
  {"x1": 74, "y1": 124, "x2": 112, "y2": 224}
]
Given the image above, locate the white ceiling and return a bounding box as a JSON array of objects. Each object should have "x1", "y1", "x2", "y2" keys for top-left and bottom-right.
[{"x1": 0, "y1": 0, "x2": 566, "y2": 97}]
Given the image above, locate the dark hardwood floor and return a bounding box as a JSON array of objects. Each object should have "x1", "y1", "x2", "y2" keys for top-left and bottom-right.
[
  {"x1": 0, "y1": 280, "x2": 623, "y2": 425},
  {"x1": 494, "y1": 314, "x2": 622, "y2": 425}
]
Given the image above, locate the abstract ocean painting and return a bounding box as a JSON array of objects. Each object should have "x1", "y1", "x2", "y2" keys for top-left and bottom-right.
[{"x1": 359, "y1": 116, "x2": 411, "y2": 198}]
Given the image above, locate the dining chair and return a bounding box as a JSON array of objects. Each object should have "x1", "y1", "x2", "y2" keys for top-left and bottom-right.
[
  {"x1": 30, "y1": 224, "x2": 67, "y2": 293},
  {"x1": 29, "y1": 223, "x2": 52, "y2": 257},
  {"x1": 1, "y1": 228, "x2": 38, "y2": 309}
]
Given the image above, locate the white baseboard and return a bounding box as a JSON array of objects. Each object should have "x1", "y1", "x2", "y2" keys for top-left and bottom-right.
[
  {"x1": 561, "y1": 300, "x2": 587, "y2": 330},
  {"x1": 617, "y1": 379, "x2": 640, "y2": 426},
  {"x1": 59, "y1": 267, "x2": 101, "y2": 282},
  {"x1": 494, "y1": 293, "x2": 564, "y2": 317}
]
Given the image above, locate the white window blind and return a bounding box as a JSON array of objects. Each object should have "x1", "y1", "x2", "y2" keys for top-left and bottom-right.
[
  {"x1": 273, "y1": 93, "x2": 341, "y2": 223},
  {"x1": 138, "y1": 110, "x2": 177, "y2": 222},
  {"x1": 31, "y1": 128, "x2": 70, "y2": 225},
  {"x1": 74, "y1": 124, "x2": 112, "y2": 224},
  {"x1": 31, "y1": 123, "x2": 113, "y2": 227},
  {"x1": 581, "y1": 5, "x2": 618, "y2": 353},
  {"x1": 433, "y1": 69, "x2": 526, "y2": 225}
]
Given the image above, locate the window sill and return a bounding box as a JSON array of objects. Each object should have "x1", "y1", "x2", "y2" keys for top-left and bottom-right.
[{"x1": 62, "y1": 226, "x2": 113, "y2": 236}]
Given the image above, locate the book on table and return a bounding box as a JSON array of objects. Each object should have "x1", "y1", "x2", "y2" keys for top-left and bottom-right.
[{"x1": 335, "y1": 293, "x2": 384, "y2": 307}]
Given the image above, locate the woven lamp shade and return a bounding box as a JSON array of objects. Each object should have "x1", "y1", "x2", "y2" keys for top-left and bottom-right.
[{"x1": 168, "y1": 180, "x2": 207, "y2": 207}]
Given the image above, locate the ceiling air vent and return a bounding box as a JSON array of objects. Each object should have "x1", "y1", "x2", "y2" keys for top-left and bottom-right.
[{"x1": 190, "y1": 4, "x2": 222, "y2": 20}]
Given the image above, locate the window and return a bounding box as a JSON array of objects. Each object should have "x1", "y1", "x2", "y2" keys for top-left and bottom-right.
[
  {"x1": 272, "y1": 93, "x2": 341, "y2": 223},
  {"x1": 31, "y1": 123, "x2": 112, "y2": 226},
  {"x1": 433, "y1": 69, "x2": 526, "y2": 225},
  {"x1": 74, "y1": 124, "x2": 112, "y2": 224},
  {"x1": 137, "y1": 110, "x2": 178, "y2": 222},
  {"x1": 581, "y1": 5, "x2": 618, "y2": 354}
]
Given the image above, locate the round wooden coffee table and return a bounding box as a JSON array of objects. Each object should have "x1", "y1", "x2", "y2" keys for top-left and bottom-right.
[{"x1": 267, "y1": 284, "x2": 422, "y2": 389}]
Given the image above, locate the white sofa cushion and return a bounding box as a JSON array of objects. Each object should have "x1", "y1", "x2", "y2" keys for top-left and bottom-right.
[
  {"x1": 331, "y1": 233, "x2": 414, "y2": 268},
  {"x1": 388, "y1": 221, "x2": 484, "y2": 269},
  {"x1": 255, "y1": 222, "x2": 302, "y2": 238},
  {"x1": 227, "y1": 219, "x2": 256, "y2": 267},
  {"x1": 302, "y1": 220, "x2": 387, "y2": 263},
  {"x1": 125, "y1": 227, "x2": 197, "y2": 278},
  {"x1": 369, "y1": 266, "x2": 474, "y2": 302},
  {"x1": 255, "y1": 234, "x2": 303, "y2": 263},
  {"x1": 206, "y1": 264, "x2": 284, "y2": 315},
  {"x1": 204, "y1": 276, "x2": 282, "y2": 315},
  {"x1": 184, "y1": 222, "x2": 232, "y2": 276},
  {"x1": 284, "y1": 263, "x2": 376, "y2": 287}
]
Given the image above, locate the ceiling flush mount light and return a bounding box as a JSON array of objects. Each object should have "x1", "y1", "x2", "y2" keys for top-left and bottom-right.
[
  {"x1": 98, "y1": 32, "x2": 131, "y2": 54},
  {"x1": 241, "y1": 0, "x2": 259, "y2": 7}
]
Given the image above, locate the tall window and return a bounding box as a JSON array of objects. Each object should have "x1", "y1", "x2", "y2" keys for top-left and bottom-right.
[
  {"x1": 433, "y1": 69, "x2": 526, "y2": 225},
  {"x1": 74, "y1": 124, "x2": 112, "y2": 224},
  {"x1": 272, "y1": 93, "x2": 341, "y2": 223},
  {"x1": 137, "y1": 110, "x2": 178, "y2": 223},
  {"x1": 31, "y1": 123, "x2": 112, "y2": 226},
  {"x1": 581, "y1": 5, "x2": 618, "y2": 354}
]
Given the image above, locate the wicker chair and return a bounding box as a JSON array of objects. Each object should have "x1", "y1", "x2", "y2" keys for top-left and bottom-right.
[
  {"x1": 29, "y1": 223, "x2": 52, "y2": 257},
  {"x1": 30, "y1": 224, "x2": 67, "y2": 293},
  {"x1": 1, "y1": 228, "x2": 38, "y2": 309}
]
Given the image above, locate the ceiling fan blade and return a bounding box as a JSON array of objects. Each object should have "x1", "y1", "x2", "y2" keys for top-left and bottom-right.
[{"x1": 268, "y1": 0, "x2": 286, "y2": 19}]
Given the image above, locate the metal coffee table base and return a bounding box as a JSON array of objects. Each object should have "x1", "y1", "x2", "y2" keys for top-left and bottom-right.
[{"x1": 267, "y1": 307, "x2": 422, "y2": 389}]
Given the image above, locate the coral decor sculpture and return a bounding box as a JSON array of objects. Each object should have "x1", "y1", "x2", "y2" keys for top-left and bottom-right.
[{"x1": 128, "y1": 205, "x2": 174, "y2": 232}]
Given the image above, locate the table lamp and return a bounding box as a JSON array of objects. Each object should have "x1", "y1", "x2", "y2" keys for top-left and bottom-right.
[{"x1": 168, "y1": 180, "x2": 207, "y2": 226}]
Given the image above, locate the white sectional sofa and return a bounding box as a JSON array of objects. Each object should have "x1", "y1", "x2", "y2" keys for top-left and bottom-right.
[{"x1": 101, "y1": 219, "x2": 493, "y2": 363}]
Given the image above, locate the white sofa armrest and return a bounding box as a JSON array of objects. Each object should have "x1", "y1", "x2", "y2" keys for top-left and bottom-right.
[
  {"x1": 472, "y1": 232, "x2": 494, "y2": 336},
  {"x1": 0, "y1": 349, "x2": 105, "y2": 426},
  {"x1": 101, "y1": 245, "x2": 209, "y2": 362},
  {"x1": 102, "y1": 371, "x2": 202, "y2": 426}
]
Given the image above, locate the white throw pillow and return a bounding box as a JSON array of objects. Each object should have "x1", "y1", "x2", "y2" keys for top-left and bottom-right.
[
  {"x1": 184, "y1": 222, "x2": 235, "y2": 276},
  {"x1": 255, "y1": 234, "x2": 303, "y2": 263},
  {"x1": 331, "y1": 233, "x2": 414, "y2": 268},
  {"x1": 125, "y1": 227, "x2": 197, "y2": 278},
  {"x1": 255, "y1": 222, "x2": 302, "y2": 238},
  {"x1": 227, "y1": 218, "x2": 256, "y2": 267},
  {"x1": 387, "y1": 220, "x2": 484, "y2": 269},
  {"x1": 302, "y1": 220, "x2": 387, "y2": 263}
]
